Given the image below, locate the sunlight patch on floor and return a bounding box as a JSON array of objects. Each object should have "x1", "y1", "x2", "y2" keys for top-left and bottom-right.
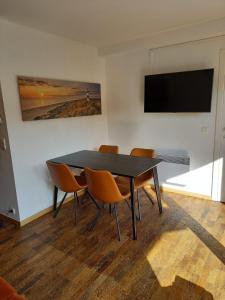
[{"x1": 145, "y1": 227, "x2": 225, "y2": 299}]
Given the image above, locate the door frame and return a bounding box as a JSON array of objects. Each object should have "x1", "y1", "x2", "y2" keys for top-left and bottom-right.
[{"x1": 212, "y1": 49, "x2": 225, "y2": 202}]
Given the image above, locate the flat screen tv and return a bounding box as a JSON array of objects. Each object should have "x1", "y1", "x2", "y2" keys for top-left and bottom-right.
[{"x1": 144, "y1": 68, "x2": 214, "y2": 112}]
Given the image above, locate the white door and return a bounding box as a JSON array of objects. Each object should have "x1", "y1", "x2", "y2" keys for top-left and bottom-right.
[{"x1": 213, "y1": 49, "x2": 225, "y2": 202}]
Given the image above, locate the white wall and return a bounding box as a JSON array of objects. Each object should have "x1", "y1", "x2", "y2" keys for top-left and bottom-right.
[
  {"x1": 0, "y1": 85, "x2": 19, "y2": 220},
  {"x1": 106, "y1": 37, "x2": 225, "y2": 198},
  {"x1": 0, "y1": 20, "x2": 108, "y2": 221},
  {"x1": 1, "y1": 19, "x2": 225, "y2": 222}
]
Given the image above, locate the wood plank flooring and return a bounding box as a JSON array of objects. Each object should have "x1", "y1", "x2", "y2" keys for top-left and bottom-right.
[{"x1": 0, "y1": 189, "x2": 225, "y2": 299}]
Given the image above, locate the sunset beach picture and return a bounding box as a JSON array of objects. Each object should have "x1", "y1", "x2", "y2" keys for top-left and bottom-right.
[{"x1": 18, "y1": 76, "x2": 101, "y2": 121}]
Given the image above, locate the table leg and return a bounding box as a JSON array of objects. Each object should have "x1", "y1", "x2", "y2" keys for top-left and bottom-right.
[
  {"x1": 53, "y1": 186, "x2": 58, "y2": 211},
  {"x1": 153, "y1": 167, "x2": 162, "y2": 214},
  {"x1": 130, "y1": 177, "x2": 137, "y2": 240}
]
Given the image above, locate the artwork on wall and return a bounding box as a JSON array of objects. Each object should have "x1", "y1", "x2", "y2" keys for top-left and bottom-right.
[{"x1": 17, "y1": 76, "x2": 101, "y2": 121}]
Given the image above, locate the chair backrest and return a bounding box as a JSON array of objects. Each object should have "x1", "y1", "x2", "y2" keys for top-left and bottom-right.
[
  {"x1": 130, "y1": 148, "x2": 155, "y2": 182},
  {"x1": 85, "y1": 167, "x2": 123, "y2": 203},
  {"x1": 130, "y1": 148, "x2": 155, "y2": 158},
  {"x1": 46, "y1": 162, "x2": 81, "y2": 193},
  {"x1": 98, "y1": 145, "x2": 119, "y2": 154}
]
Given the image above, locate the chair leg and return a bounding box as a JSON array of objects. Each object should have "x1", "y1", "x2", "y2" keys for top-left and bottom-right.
[
  {"x1": 80, "y1": 189, "x2": 88, "y2": 205},
  {"x1": 137, "y1": 189, "x2": 141, "y2": 221},
  {"x1": 53, "y1": 192, "x2": 68, "y2": 218},
  {"x1": 76, "y1": 194, "x2": 80, "y2": 206},
  {"x1": 73, "y1": 192, "x2": 78, "y2": 225},
  {"x1": 109, "y1": 204, "x2": 112, "y2": 214},
  {"x1": 114, "y1": 204, "x2": 121, "y2": 241},
  {"x1": 142, "y1": 187, "x2": 154, "y2": 205},
  {"x1": 87, "y1": 191, "x2": 101, "y2": 209},
  {"x1": 86, "y1": 191, "x2": 101, "y2": 230},
  {"x1": 125, "y1": 199, "x2": 131, "y2": 210},
  {"x1": 77, "y1": 192, "x2": 85, "y2": 205}
]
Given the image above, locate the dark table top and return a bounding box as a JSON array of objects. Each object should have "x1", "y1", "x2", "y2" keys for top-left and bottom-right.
[{"x1": 48, "y1": 150, "x2": 162, "y2": 178}]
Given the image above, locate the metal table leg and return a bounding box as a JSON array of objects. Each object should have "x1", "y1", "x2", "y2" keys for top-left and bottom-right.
[
  {"x1": 137, "y1": 189, "x2": 141, "y2": 221},
  {"x1": 153, "y1": 167, "x2": 162, "y2": 214},
  {"x1": 130, "y1": 177, "x2": 137, "y2": 240},
  {"x1": 53, "y1": 186, "x2": 58, "y2": 211}
]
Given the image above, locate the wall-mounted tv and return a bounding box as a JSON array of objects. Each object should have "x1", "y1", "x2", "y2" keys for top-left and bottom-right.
[{"x1": 144, "y1": 69, "x2": 214, "y2": 113}]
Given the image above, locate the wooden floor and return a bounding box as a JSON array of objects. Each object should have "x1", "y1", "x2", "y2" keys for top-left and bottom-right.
[{"x1": 0, "y1": 189, "x2": 225, "y2": 300}]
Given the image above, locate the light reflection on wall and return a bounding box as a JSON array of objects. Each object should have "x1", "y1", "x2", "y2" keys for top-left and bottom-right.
[{"x1": 162, "y1": 158, "x2": 224, "y2": 201}]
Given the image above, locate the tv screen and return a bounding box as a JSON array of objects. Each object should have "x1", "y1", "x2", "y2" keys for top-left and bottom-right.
[{"x1": 144, "y1": 69, "x2": 214, "y2": 112}]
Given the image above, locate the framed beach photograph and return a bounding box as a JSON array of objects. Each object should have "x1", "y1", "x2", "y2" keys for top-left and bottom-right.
[{"x1": 17, "y1": 76, "x2": 101, "y2": 121}]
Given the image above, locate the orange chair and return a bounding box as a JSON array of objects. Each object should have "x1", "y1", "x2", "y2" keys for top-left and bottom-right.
[
  {"x1": 116, "y1": 148, "x2": 156, "y2": 220},
  {"x1": 47, "y1": 162, "x2": 87, "y2": 221},
  {"x1": 85, "y1": 167, "x2": 130, "y2": 240},
  {"x1": 98, "y1": 145, "x2": 119, "y2": 154},
  {"x1": 0, "y1": 277, "x2": 26, "y2": 300},
  {"x1": 79, "y1": 145, "x2": 119, "y2": 177}
]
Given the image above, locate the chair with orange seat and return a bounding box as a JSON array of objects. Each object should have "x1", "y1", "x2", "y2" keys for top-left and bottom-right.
[
  {"x1": 116, "y1": 148, "x2": 157, "y2": 220},
  {"x1": 79, "y1": 144, "x2": 119, "y2": 178},
  {"x1": 98, "y1": 144, "x2": 119, "y2": 154},
  {"x1": 85, "y1": 167, "x2": 130, "y2": 240},
  {"x1": 46, "y1": 161, "x2": 87, "y2": 221},
  {"x1": 98, "y1": 145, "x2": 119, "y2": 212}
]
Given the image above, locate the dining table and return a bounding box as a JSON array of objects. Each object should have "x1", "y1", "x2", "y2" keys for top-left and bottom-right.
[{"x1": 47, "y1": 150, "x2": 162, "y2": 240}]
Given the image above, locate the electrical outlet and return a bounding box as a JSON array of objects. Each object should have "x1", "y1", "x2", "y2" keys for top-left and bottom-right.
[{"x1": 8, "y1": 207, "x2": 16, "y2": 215}]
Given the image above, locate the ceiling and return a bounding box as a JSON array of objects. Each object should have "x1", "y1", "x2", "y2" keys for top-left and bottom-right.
[{"x1": 1, "y1": 0, "x2": 225, "y2": 49}]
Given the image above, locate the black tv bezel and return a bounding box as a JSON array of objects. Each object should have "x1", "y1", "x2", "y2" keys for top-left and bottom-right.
[{"x1": 144, "y1": 68, "x2": 214, "y2": 113}]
